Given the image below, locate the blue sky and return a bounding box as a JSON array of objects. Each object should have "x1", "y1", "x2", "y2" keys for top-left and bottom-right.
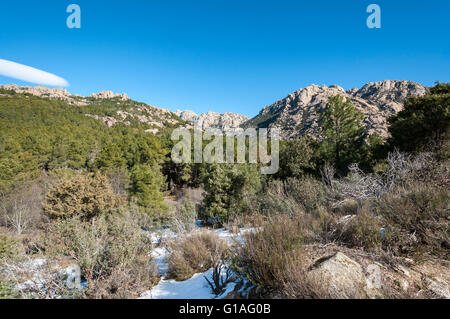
[{"x1": 1, "y1": 0, "x2": 449, "y2": 117}]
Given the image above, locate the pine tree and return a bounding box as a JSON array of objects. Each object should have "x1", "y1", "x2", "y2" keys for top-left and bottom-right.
[
  {"x1": 129, "y1": 164, "x2": 168, "y2": 213},
  {"x1": 319, "y1": 94, "x2": 366, "y2": 173},
  {"x1": 388, "y1": 82, "x2": 450, "y2": 153}
]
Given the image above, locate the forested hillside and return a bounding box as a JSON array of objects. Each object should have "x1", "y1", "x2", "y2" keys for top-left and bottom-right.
[{"x1": 0, "y1": 83, "x2": 448, "y2": 299}]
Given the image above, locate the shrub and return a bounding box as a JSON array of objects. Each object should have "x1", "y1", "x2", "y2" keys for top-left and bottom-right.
[
  {"x1": 377, "y1": 183, "x2": 449, "y2": 258},
  {"x1": 43, "y1": 212, "x2": 158, "y2": 298},
  {"x1": 231, "y1": 215, "x2": 304, "y2": 291},
  {"x1": 253, "y1": 176, "x2": 326, "y2": 217},
  {"x1": 333, "y1": 211, "x2": 384, "y2": 250},
  {"x1": 0, "y1": 277, "x2": 19, "y2": 299},
  {"x1": 0, "y1": 181, "x2": 45, "y2": 235},
  {"x1": 43, "y1": 171, "x2": 121, "y2": 219},
  {"x1": 0, "y1": 233, "x2": 22, "y2": 261},
  {"x1": 231, "y1": 214, "x2": 334, "y2": 298},
  {"x1": 166, "y1": 231, "x2": 229, "y2": 281},
  {"x1": 172, "y1": 190, "x2": 198, "y2": 232},
  {"x1": 388, "y1": 82, "x2": 450, "y2": 153},
  {"x1": 277, "y1": 138, "x2": 317, "y2": 179},
  {"x1": 200, "y1": 164, "x2": 262, "y2": 225}
]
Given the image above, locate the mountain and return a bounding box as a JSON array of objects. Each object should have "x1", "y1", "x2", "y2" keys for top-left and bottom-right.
[
  {"x1": 244, "y1": 80, "x2": 427, "y2": 139},
  {"x1": 0, "y1": 84, "x2": 185, "y2": 134},
  {"x1": 175, "y1": 110, "x2": 249, "y2": 132}
]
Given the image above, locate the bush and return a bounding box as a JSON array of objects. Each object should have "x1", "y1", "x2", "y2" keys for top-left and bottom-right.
[
  {"x1": 43, "y1": 212, "x2": 158, "y2": 298},
  {"x1": 172, "y1": 190, "x2": 198, "y2": 232},
  {"x1": 251, "y1": 176, "x2": 327, "y2": 217},
  {"x1": 377, "y1": 183, "x2": 449, "y2": 258},
  {"x1": 166, "y1": 231, "x2": 229, "y2": 281},
  {"x1": 232, "y1": 214, "x2": 334, "y2": 298},
  {"x1": 333, "y1": 211, "x2": 384, "y2": 250},
  {"x1": 0, "y1": 277, "x2": 19, "y2": 299},
  {"x1": 43, "y1": 171, "x2": 121, "y2": 219},
  {"x1": 200, "y1": 164, "x2": 262, "y2": 225},
  {"x1": 231, "y1": 215, "x2": 304, "y2": 291},
  {"x1": 0, "y1": 233, "x2": 22, "y2": 261},
  {"x1": 277, "y1": 138, "x2": 317, "y2": 179},
  {"x1": 388, "y1": 82, "x2": 450, "y2": 153}
]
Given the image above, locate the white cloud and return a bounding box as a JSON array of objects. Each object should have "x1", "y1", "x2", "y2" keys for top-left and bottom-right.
[{"x1": 0, "y1": 59, "x2": 69, "y2": 87}]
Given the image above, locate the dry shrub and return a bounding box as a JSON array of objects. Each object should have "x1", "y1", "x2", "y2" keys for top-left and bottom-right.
[
  {"x1": 332, "y1": 211, "x2": 384, "y2": 251},
  {"x1": 43, "y1": 171, "x2": 123, "y2": 219},
  {"x1": 43, "y1": 212, "x2": 158, "y2": 298},
  {"x1": 0, "y1": 181, "x2": 45, "y2": 235},
  {"x1": 166, "y1": 231, "x2": 229, "y2": 281},
  {"x1": 231, "y1": 215, "x2": 304, "y2": 292},
  {"x1": 231, "y1": 214, "x2": 333, "y2": 298},
  {"x1": 377, "y1": 182, "x2": 449, "y2": 258}
]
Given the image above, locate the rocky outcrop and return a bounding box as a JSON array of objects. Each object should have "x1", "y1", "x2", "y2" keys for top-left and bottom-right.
[
  {"x1": 307, "y1": 252, "x2": 368, "y2": 298},
  {"x1": 0, "y1": 84, "x2": 89, "y2": 106},
  {"x1": 90, "y1": 90, "x2": 129, "y2": 101},
  {"x1": 176, "y1": 110, "x2": 250, "y2": 132},
  {"x1": 244, "y1": 80, "x2": 427, "y2": 139}
]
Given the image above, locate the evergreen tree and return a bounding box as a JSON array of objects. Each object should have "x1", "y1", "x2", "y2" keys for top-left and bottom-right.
[
  {"x1": 388, "y1": 82, "x2": 450, "y2": 153},
  {"x1": 129, "y1": 164, "x2": 168, "y2": 213},
  {"x1": 319, "y1": 95, "x2": 366, "y2": 173}
]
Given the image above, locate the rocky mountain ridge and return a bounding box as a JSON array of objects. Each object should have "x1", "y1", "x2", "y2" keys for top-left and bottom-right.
[
  {"x1": 1, "y1": 80, "x2": 428, "y2": 139},
  {"x1": 175, "y1": 110, "x2": 250, "y2": 132},
  {"x1": 244, "y1": 80, "x2": 427, "y2": 139}
]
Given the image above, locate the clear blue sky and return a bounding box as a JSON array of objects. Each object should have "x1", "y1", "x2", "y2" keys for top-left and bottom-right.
[{"x1": 1, "y1": 0, "x2": 449, "y2": 117}]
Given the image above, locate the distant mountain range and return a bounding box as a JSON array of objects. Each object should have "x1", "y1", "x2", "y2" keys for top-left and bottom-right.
[
  {"x1": 0, "y1": 80, "x2": 427, "y2": 139},
  {"x1": 244, "y1": 80, "x2": 427, "y2": 139}
]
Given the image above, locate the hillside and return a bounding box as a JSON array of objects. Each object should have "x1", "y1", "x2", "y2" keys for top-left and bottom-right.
[
  {"x1": 244, "y1": 80, "x2": 427, "y2": 139},
  {"x1": 0, "y1": 84, "x2": 185, "y2": 134}
]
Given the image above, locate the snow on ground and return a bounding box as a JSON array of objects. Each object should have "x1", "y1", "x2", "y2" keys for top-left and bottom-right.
[
  {"x1": 140, "y1": 227, "x2": 259, "y2": 299},
  {"x1": 140, "y1": 268, "x2": 237, "y2": 299}
]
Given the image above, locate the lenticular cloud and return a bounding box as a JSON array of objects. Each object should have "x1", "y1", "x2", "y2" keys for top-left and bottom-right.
[{"x1": 0, "y1": 59, "x2": 69, "y2": 87}]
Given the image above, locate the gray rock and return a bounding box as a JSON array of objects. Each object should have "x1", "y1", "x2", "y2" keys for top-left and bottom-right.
[
  {"x1": 244, "y1": 80, "x2": 427, "y2": 139},
  {"x1": 307, "y1": 252, "x2": 368, "y2": 299}
]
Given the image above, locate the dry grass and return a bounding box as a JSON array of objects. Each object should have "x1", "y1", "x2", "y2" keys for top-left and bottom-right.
[{"x1": 166, "y1": 231, "x2": 229, "y2": 281}]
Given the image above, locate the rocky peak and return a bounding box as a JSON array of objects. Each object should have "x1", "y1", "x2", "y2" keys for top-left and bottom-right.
[
  {"x1": 352, "y1": 80, "x2": 426, "y2": 103},
  {"x1": 0, "y1": 84, "x2": 89, "y2": 106},
  {"x1": 245, "y1": 80, "x2": 427, "y2": 139},
  {"x1": 90, "y1": 90, "x2": 129, "y2": 101},
  {"x1": 176, "y1": 109, "x2": 250, "y2": 132}
]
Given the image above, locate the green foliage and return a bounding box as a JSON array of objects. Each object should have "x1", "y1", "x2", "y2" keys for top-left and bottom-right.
[
  {"x1": 43, "y1": 171, "x2": 121, "y2": 219},
  {"x1": 0, "y1": 94, "x2": 170, "y2": 202},
  {"x1": 388, "y1": 82, "x2": 450, "y2": 152},
  {"x1": 0, "y1": 277, "x2": 19, "y2": 299},
  {"x1": 199, "y1": 164, "x2": 262, "y2": 225},
  {"x1": 277, "y1": 137, "x2": 318, "y2": 179},
  {"x1": 0, "y1": 233, "x2": 21, "y2": 261},
  {"x1": 319, "y1": 95, "x2": 367, "y2": 173},
  {"x1": 253, "y1": 176, "x2": 327, "y2": 217},
  {"x1": 129, "y1": 164, "x2": 169, "y2": 214},
  {"x1": 174, "y1": 190, "x2": 198, "y2": 232}
]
